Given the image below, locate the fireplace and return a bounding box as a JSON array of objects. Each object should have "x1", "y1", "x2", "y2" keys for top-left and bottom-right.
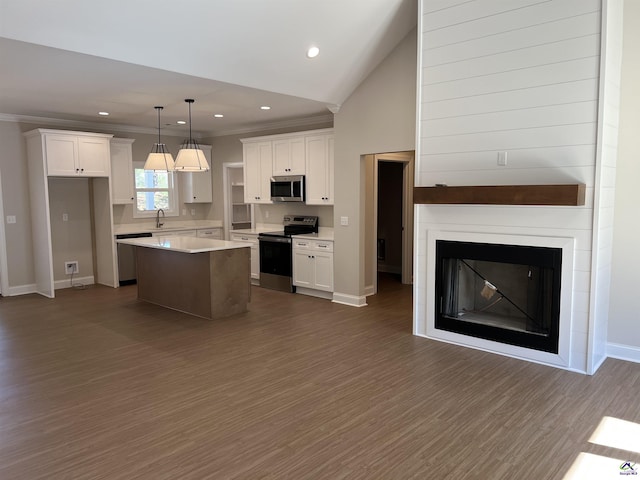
[{"x1": 435, "y1": 240, "x2": 562, "y2": 354}]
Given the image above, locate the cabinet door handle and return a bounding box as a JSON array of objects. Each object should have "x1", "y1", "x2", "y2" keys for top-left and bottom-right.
[{"x1": 81, "y1": 168, "x2": 84, "y2": 172}]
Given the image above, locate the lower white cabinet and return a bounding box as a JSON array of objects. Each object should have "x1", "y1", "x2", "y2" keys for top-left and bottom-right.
[
  {"x1": 231, "y1": 233, "x2": 259, "y2": 281},
  {"x1": 197, "y1": 228, "x2": 222, "y2": 239},
  {"x1": 293, "y1": 239, "x2": 333, "y2": 292}
]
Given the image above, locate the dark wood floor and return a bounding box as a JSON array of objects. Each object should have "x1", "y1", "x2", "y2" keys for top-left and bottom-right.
[{"x1": 0, "y1": 275, "x2": 638, "y2": 479}]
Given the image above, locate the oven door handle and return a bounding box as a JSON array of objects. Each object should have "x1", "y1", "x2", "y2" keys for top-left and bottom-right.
[{"x1": 259, "y1": 236, "x2": 292, "y2": 244}]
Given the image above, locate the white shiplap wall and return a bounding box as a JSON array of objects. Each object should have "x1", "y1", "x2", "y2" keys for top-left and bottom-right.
[{"x1": 414, "y1": 0, "x2": 621, "y2": 374}]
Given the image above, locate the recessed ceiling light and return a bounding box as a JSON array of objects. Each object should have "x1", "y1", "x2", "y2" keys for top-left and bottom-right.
[
  {"x1": 260, "y1": 106, "x2": 271, "y2": 110},
  {"x1": 214, "y1": 114, "x2": 224, "y2": 118},
  {"x1": 307, "y1": 46, "x2": 320, "y2": 58},
  {"x1": 177, "y1": 120, "x2": 186, "y2": 125},
  {"x1": 98, "y1": 111, "x2": 109, "y2": 116}
]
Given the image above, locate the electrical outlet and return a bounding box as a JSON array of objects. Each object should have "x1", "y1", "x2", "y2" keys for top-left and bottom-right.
[
  {"x1": 64, "y1": 261, "x2": 79, "y2": 275},
  {"x1": 190, "y1": 208, "x2": 196, "y2": 216}
]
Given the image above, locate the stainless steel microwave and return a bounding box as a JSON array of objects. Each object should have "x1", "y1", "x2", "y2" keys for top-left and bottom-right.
[{"x1": 270, "y1": 175, "x2": 305, "y2": 202}]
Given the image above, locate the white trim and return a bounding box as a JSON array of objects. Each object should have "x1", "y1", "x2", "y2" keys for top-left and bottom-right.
[
  {"x1": 0, "y1": 112, "x2": 333, "y2": 139},
  {"x1": 5, "y1": 284, "x2": 38, "y2": 296},
  {"x1": 0, "y1": 165, "x2": 9, "y2": 295},
  {"x1": 296, "y1": 286, "x2": 333, "y2": 300},
  {"x1": 607, "y1": 343, "x2": 640, "y2": 364},
  {"x1": 364, "y1": 284, "x2": 375, "y2": 297},
  {"x1": 54, "y1": 276, "x2": 95, "y2": 290},
  {"x1": 422, "y1": 230, "x2": 575, "y2": 370},
  {"x1": 415, "y1": 332, "x2": 586, "y2": 375},
  {"x1": 332, "y1": 292, "x2": 368, "y2": 307}
]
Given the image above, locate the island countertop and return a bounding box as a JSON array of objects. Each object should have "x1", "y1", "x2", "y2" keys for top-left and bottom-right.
[{"x1": 116, "y1": 236, "x2": 250, "y2": 254}]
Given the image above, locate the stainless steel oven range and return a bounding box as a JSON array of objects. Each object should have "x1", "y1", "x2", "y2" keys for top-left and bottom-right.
[{"x1": 258, "y1": 215, "x2": 318, "y2": 292}]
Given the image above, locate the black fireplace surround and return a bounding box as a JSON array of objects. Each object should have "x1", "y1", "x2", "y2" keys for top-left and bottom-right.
[{"x1": 435, "y1": 240, "x2": 562, "y2": 354}]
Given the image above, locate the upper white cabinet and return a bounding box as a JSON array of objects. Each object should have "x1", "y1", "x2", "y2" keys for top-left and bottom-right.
[
  {"x1": 241, "y1": 128, "x2": 333, "y2": 205},
  {"x1": 242, "y1": 141, "x2": 272, "y2": 204},
  {"x1": 110, "y1": 138, "x2": 135, "y2": 204},
  {"x1": 181, "y1": 145, "x2": 213, "y2": 203},
  {"x1": 42, "y1": 131, "x2": 111, "y2": 177},
  {"x1": 272, "y1": 137, "x2": 305, "y2": 175},
  {"x1": 305, "y1": 134, "x2": 334, "y2": 205}
]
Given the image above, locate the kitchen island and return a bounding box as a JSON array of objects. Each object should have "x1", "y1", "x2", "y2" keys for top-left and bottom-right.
[{"x1": 116, "y1": 236, "x2": 251, "y2": 319}]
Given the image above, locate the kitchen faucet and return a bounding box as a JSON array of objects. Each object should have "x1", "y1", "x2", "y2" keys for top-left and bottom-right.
[{"x1": 156, "y1": 208, "x2": 165, "y2": 228}]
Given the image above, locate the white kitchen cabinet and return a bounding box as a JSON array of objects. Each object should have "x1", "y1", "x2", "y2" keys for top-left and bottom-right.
[
  {"x1": 293, "y1": 238, "x2": 333, "y2": 292},
  {"x1": 231, "y1": 233, "x2": 259, "y2": 281},
  {"x1": 181, "y1": 145, "x2": 213, "y2": 203},
  {"x1": 24, "y1": 128, "x2": 117, "y2": 298},
  {"x1": 242, "y1": 129, "x2": 333, "y2": 205},
  {"x1": 44, "y1": 131, "x2": 111, "y2": 177},
  {"x1": 242, "y1": 141, "x2": 272, "y2": 204},
  {"x1": 110, "y1": 138, "x2": 135, "y2": 204},
  {"x1": 272, "y1": 137, "x2": 305, "y2": 175},
  {"x1": 196, "y1": 228, "x2": 222, "y2": 239},
  {"x1": 305, "y1": 134, "x2": 334, "y2": 205}
]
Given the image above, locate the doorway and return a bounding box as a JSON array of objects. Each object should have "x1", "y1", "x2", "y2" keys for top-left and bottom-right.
[
  {"x1": 222, "y1": 162, "x2": 253, "y2": 239},
  {"x1": 364, "y1": 151, "x2": 414, "y2": 295}
]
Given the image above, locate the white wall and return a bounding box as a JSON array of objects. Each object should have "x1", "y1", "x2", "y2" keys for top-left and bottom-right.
[
  {"x1": 608, "y1": 0, "x2": 640, "y2": 358},
  {"x1": 48, "y1": 177, "x2": 93, "y2": 281},
  {"x1": 333, "y1": 28, "x2": 417, "y2": 304}
]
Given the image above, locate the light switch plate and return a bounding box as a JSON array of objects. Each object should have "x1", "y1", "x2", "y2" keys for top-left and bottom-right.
[{"x1": 6, "y1": 215, "x2": 16, "y2": 224}]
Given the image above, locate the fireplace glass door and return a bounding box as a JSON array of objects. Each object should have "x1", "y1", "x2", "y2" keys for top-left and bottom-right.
[{"x1": 435, "y1": 241, "x2": 561, "y2": 353}]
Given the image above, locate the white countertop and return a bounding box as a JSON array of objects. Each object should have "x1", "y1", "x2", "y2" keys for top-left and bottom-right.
[
  {"x1": 114, "y1": 221, "x2": 223, "y2": 236},
  {"x1": 116, "y1": 236, "x2": 250, "y2": 254}
]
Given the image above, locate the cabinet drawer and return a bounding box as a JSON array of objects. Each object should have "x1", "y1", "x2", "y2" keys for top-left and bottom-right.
[
  {"x1": 293, "y1": 239, "x2": 334, "y2": 252},
  {"x1": 197, "y1": 228, "x2": 222, "y2": 239},
  {"x1": 231, "y1": 233, "x2": 258, "y2": 244}
]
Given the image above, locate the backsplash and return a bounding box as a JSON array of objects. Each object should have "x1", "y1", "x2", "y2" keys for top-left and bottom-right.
[{"x1": 254, "y1": 204, "x2": 334, "y2": 227}]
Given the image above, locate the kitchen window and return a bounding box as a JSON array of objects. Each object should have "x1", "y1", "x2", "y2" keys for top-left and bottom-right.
[{"x1": 132, "y1": 161, "x2": 179, "y2": 218}]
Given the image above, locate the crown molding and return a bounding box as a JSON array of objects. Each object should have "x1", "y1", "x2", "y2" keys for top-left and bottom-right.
[
  {"x1": 0, "y1": 112, "x2": 334, "y2": 139},
  {"x1": 208, "y1": 113, "x2": 334, "y2": 138}
]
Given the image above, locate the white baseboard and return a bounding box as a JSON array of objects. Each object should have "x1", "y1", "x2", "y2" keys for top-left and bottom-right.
[
  {"x1": 5, "y1": 283, "x2": 37, "y2": 296},
  {"x1": 296, "y1": 287, "x2": 333, "y2": 300},
  {"x1": 54, "y1": 276, "x2": 95, "y2": 290},
  {"x1": 607, "y1": 342, "x2": 640, "y2": 365},
  {"x1": 364, "y1": 284, "x2": 375, "y2": 297},
  {"x1": 332, "y1": 292, "x2": 368, "y2": 307}
]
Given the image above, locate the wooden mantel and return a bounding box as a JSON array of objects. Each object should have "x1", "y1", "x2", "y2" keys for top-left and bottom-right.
[{"x1": 413, "y1": 184, "x2": 586, "y2": 206}]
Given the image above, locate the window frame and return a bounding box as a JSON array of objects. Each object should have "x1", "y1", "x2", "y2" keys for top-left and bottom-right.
[{"x1": 132, "y1": 160, "x2": 179, "y2": 219}]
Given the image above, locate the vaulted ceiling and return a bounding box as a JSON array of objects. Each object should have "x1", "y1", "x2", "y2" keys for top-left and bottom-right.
[{"x1": 0, "y1": 0, "x2": 417, "y2": 136}]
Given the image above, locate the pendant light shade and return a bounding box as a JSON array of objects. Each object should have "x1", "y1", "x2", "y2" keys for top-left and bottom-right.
[
  {"x1": 144, "y1": 106, "x2": 174, "y2": 171},
  {"x1": 175, "y1": 99, "x2": 210, "y2": 172}
]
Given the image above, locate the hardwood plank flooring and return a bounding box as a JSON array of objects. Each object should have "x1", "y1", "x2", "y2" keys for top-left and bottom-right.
[{"x1": 0, "y1": 275, "x2": 638, "y2": 479}]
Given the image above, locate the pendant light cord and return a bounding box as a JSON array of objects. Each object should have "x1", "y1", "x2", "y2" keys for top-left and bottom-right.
[{"x1": 157, "y1": 106, "x2": 162, "y2": 144}]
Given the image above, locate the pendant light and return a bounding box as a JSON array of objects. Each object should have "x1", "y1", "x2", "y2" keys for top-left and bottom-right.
[
  {"x1": 143, "y1": 106, "x2": 175, "y2": 171},
  {"x1": 174, "y1": 98, "x2": 210, "y2": 172}
]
